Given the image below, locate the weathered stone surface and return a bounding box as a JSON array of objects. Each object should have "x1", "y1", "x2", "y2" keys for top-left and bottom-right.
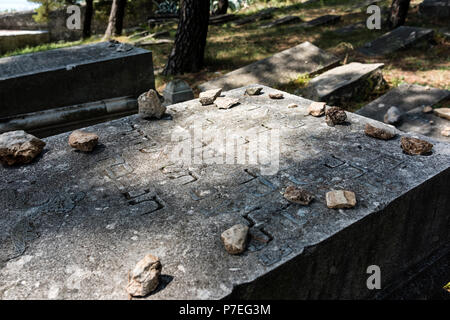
[
  {"x1": 303, "y1": 63, "x2": 385, "y2": 105},
  {"x1": 434, "y1": 108, "x2": 450, "y2": 120},
  {"x1": 68, "y1": 130, "x2": 99, "y2": 152},
  {"x1": 401, "y1": 136, "x2": 433, "y2": 155},
  {"x1": 283, "y1": 186, "x2": 314, "y2": 205},
  {"x1": 221, "y1": 224, "x2": 249, "y2": 255},
  {"x1": 261, "y1": 16, "x2": 301, "y2": 29},
  {"x1": 163, "y1": 79, "x2": 194, "y2": 105},
  {"x1": 300, "y1": 14, "x2": 341, "y2": 28},
  {"x1": 245, "y1": 87, "x2": 263, "y2": 96},
  {"x1": 269, "y1": 93, "x2": 284, "y2": 99},
  {"x1": 326, "y1": 190, "x2": 357, "y2": 209},
  {"x1": 307, "y1": 102, "x2": 326, "y2": 117},
  {"x1": 364, "y1": 123, "x2": 396, "y2": 140},
  {"x1": 325, "y1": 107, "x2": 347, "y2": 126},
  {"x1": 0, "y1": 130, "x2": 45, "y2": 165},
  {"x1": 199, "y1": 88, "x2": 222, "y2": 106},
  {"x1": 0, "y1": 42, "x2": 155, "y2": 119},
  {"x1": 357, "y1": 84, "x2": 450, "y2": 142},
  {"x1": 138, "y1": 89, "x2": 166, "y2": 119},
  {"x1": 358, "y1": 26, "x2": 434, "y2": 57},
  {"x1": 384, "y1": 106, "x2": 403, "y2": 125},
  {"x1": 199, "y1": 42, "x2": 340, "y2": 91},
  {"x1": 0, "y1": 85, "x2": 449, "y2": 300},
  {"x1": 419, "y1": 0, "x2": 450, "y2": 19},
  {"x1": 215, "y1": 97, "x2": 240, "y2": 109},
  {"x1": 126, "y1": 254, "x2": 162, "y2": 297}
]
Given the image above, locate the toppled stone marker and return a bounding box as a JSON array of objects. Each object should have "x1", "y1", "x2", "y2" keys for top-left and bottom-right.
[
  {"x1": 0, "y1": 130, "x2": 45, "y2": 165},
  {"x1": 68, "y1": 130, "x2": 99, "y2": 152},
  {"x1": 419, "y1": 0, "x2": 450, "y2": 19},
  {"x1": 364, "y1": 123, "x2": 396, "y2": 140},
  {"x1": 1, "y1": 85, "x2": 449, "y2": 300},
  {"x1": 357, "y1": 84, "x2": 450, "y2": 141},
  {"x1": 221, "y1": 224, "x2": 249, "y2": 255},
  {"x1": 199, "y1": 42, "x2": 340, "y2": 91},
  {"x1": 138, "y1": 89, "x2": 166, "y2": 119},
  {"x1": 326, "y1": 190, "x2": 357, "y2": 209},
  {"x1": 358, "y1": 26, "x2": 434, "y2": 57},
  {"x1": 307, "y1": 102, "x2": 326, "y2": 117},
  {"x1": 283, "y1": 186, "x2": 314, "y2": 205},
  {"x1": 300, "y1": 15, "x2": 341, "y2": 28},
  {"x1": 304, "y1": 62, "x2": 385, "y2": 105},
  {"x1": 401, "y1": 136, "x2": 433, "y2": 155},
  {"x1": 261, "y1": 16, "x2": 301, "y2": 29},
  {"x1": 127, "y1": 254, "x2": 162, "y2": 297},
  {"x1": 200, "y1": 88, "x2": 222, "y2": 106},
  {"x1": 0, "y1": 42, "x2": 154, "y2": 119},
  {"x1": 325, "y1": 107, "x2": 347, "y2": 126}
]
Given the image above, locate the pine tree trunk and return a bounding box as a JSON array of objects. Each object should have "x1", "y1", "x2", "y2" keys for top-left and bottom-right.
[
  {"x1": 163, "y1": 0, "x2": 210, "y2": 75},
  {"x1": 83, "y1": 0, "x2": 93, "y2": 39},
  {"x1": 388, "y1": 0, "x2": 411, "y2": 29},
  {"x1": 104, "y1": 0, "x2": 127, "y2": 38},
  {"x1": 214, "y1": 0, "x2": 229, "y2": 16}
]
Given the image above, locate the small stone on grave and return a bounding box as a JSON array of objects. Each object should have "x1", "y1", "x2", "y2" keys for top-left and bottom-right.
[
  {"x1": 269, "y1": 93, "x2": 284, "y2": 99},
  {"x1": 433, "y1": 108, "x2": 450, "y2": 121},
  {"x1": 163, "y1": 79, "x2": 194, "y2": 105},
  {"x1": 400, "y1": 136, "x2": 433, "y2": 155},
  {"x1": 288, "y1": 103, "x2": 298, "y2": 108},
  {"x1": 221, "y1": 224, "x2": 249, "y2": 255},
  {"x1": 283, "y1": 186, "x2": 314, "y2": 205},
  {"x1": 364, "y1": 123, "x2": 396, "y2": 140},
  {"x1": 68, "y1": 130, "x2": 99, "y2": 152},
  {"x1": 215, "y1": 97, "x2": 240, "y2": 109},
  {"x1": 307, "y1": 102, "x2": 326, "y2": 117},
  {"x1": 441, "y1": 127, "x2": 450, "y2": 137},
  {"x1": 384, "y1": 106, "x2": 403, "y2": 124},
  {"x1": 325, "y1": 107, "x2": 347, "y2": 126},
  {"x1": 245, "y1": 87, "x2": 263, "y2": 96},
  {"x1": 326, "y1": 190, "x2": 357, "y2": 209},
  {"x1": 126, "y1": 254, "x2": 162, "y2": 297},
  {"x1": 0, "y1": 130, "x2": 45, "y2": 166},
  {"x1": 138, "y1": 89, "x2": 166, "y2": 119},
  {"x1": 422, "y1": 106, "x2": 433, "y2": 113},
  {"x1": 199, "y1": 88, "x2": 222, "y2": 106}
]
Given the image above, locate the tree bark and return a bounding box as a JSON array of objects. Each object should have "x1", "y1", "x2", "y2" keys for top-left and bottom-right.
[
  {"x1": 104, "y1": 0, "x2": 127, "y2": 38},
  {"x1": 388, "y1": 0, "x2": 411, "y2": 29},
  {"x1": 83, "y1": 0, "x2": 93, "y2": 39},
  {"x1": 213, "y1": 0, "x2": 229, "y2": 16},
  {"x1": 163, "y1": 0, "x2": 210, "y2": 75}
]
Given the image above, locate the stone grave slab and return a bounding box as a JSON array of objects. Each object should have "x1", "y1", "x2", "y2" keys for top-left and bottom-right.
[
  {"x1": 299, "y1": 14, "x2": 341, "y2": 28},
  {"x1": 209, "y1": 14, "x2": 238, "y2": 25},
  {"x1": 334, "y1": 22, "x2": 365, "y2": 35},
  {"x1": 303, "y1": 62, "x2": 385, "y2": 105},
  {"x1": 1, "y1": 85, "x2": 449, "y2": 299},
  {"x1": 233, "y1": 8, "x2": 275, "y2": 26},
  {"x1": 358, "y1": 26, "x2": 434, "y2": 57},
  {"x1": 261, "y1": 15, "x2": 301, "y2": 29},
  {"x1": 419, "y1": 0, "x2": 450, "y2": 19},
  {"x1": 357, "y1": 84, "x2": 450, "y2": 142},
  {"x1": 0, "y1": 41, "x2": 155, "y2": 119},
  {"x1": 198, "y1": 42, "x2": 340, "y2": 91},
  {"x1": 0, "y1": 30, "x2": 50, "y2": 54}
]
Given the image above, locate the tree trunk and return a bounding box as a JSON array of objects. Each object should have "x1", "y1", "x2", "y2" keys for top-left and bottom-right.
[
  {"x1": 104, "y1": 0, "x2": 127, "y2": 39},
  {"x1": 388, "y1": 0, "x2": 411, "y2": 29},
  {"x1": 214, "y1": 0, "x2": 229, "y2": 16},
  {"x1": 83, "y1": 0, "x2": 93, "y2": 39},
  {"x1": 163, "y1": 0, "x2": 210, "y2": 75}
]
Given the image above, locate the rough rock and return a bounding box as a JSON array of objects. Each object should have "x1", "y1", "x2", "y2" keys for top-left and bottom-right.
[
  {"x1": 245, "y1": 87, "x2": 263, "y2": 96},
  {"x1": 364, "y1": 123, "x2": 396, "y2": 140},
  {"x1": 215, "y1": 97, "x2": 240, "y2": 109},
  {"x1": 283, "y1": 186, "x2": 314, "y2": 205},
  {"x1": 138, "y1": 89, "x2": 166, "y2": 119},
  {"x1": 384, "y1": 106, "x2": 403, "y2": 124},
  {"x1": 423, "y1": 106, "x2": 433, "y2": 113},
  {"x1": 325, "y1": 107, "x2": 347, "y2": 126},
  {"x1": 288, "y1": 103, "x2": 298, "y2": 108},
  {"x1": 269, "y1": 93, "x2": 284, "y2": 99},
  {"x1": 307, "y1": 102, "x2": 326, "y2": 117},
  {"x1": 0, "y1": 130, "x2": 45, "y2": 165},
  {"x1": 442, "y1": 127, "x2": 450, "y2": 137},
  {"x1": 400, "y1": 136, "x2": 433, "y2": 155},
  {"x1": 434, "y1": 108, "x2": 450, "y2": 120},
  {"x1": 68, "y1": 130, "x2": 99, "y2": 152},
  {"x1": 221, "y1": 224, "x2": 249, "y2": 255},
  {"x1": 326, "y1": 190, "x2": 357, "y2": 209},
  {"x1": 126, "y1": 254, "x2": 162, "y2": 297},
  {"x1": 199, "y1": 88, "x2": 222, "y2": 105}
]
